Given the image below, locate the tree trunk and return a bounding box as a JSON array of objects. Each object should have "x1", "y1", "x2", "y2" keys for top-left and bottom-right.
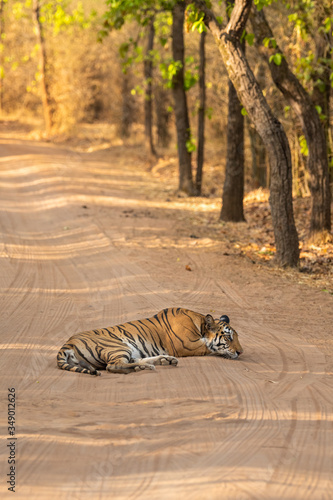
[
  {"x1": 155, "y1": 83, "x2": 172, "y2": 148},
  {"x1": 144, "y1": 18, "x2": 157, "y2": 158},
  {"x1": 119, "y1": 71, "x2": 135, "y2": 138},
  {"x1": 0, "y1": 0, "x2": 4, "y2": 114},
  {"x1": 248, "y1": 120, "x2": 267, "y2": 188},
  {"x1": 32, "y1": 0, "x2": 52, "y2": 136},
  {"x1": 312, "y1": 11, "x2": 332, "y2": 193},
  {"x1": 194, "y1": 0, "x2": 299, "y2": 266},
  {"x1": 248, "y1": 61, "x2": 267, "y2": 188},
  {"x1": 196, "y1": 30, "x2": 206, "y2": 195},
  {"x1": 172, "y1": 1, "x2": 194, "y2": 195},
  {"x1": 220, "y1": 0, "x2": 245, "y2": 222},
  {"x1": 220, "y1": 78, "x2": 245, "y2": 221},
  {"x1": 250, "y1": 7, "x2": 331, "y2": 237},
  {"x1": 312, "y1": 33, "x2": 331, "y2": 136}
]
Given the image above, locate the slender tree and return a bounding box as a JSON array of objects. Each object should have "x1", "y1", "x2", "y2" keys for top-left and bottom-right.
[
  {"x1": 220, "y1": 77, "x2": 245, "y2": 221},
  {"x1": 195, "y1": 30, "x2": 206, "y2": 195},
  {"x1": 220, "y1": 0, "x2": 245, "y2": 221},
  {"x1": 189, "y1": 0, "x2": 299, "y2": 267},
  {"x1": 248, "y1": 61, "x2": 267, "y2": 188},
  {"x1": 155, "y1": 82, "x2": 172, "y2": 147},
  {"x1": 120, "y1": 70, "x2": 135, "y2": 138},
  {"x1": 0, "y1": 0, "x2": 5, "y2": 113},
  {"x1": 172, "y1": 1, "x2": 194, "y2": 194},
  {"x1": 32, "y1": 0, "x2": 52, "y2": 136},
  {"x1": 144, "y1": 17, "x2": 157, "y2": 158}
]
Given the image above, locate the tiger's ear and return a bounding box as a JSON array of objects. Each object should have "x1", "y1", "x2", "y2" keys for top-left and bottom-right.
[
  {"x1": 204, "y1": 314, "x2": 216, "y2": 330},
  {"x1": 220, "y1": 314, "x2": 230, "y2": 324}
]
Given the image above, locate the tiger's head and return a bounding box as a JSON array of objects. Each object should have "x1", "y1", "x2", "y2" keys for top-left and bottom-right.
[{"x1": 203, "y1": 314, "x2": 243, "y2": 359}]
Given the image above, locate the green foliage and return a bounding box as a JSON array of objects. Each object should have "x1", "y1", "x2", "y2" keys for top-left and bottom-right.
[
  {"x1": 160, "y1": 56, "x2": 199, "y2": 92},
  {"x1": 186, "y1": 131, "x2": 196, "y2": 153},
  {"x1": 49, "y1": 2, "x2": 97, "y2": 34},
  {"x1": 286, "y1": 1, "x2": 333, "y2": 92},
  {"x1": 12, "y1": 0, "x2": 96, "y2": 32},
  {"x1": 185, "y1": 4, "x2": 207, "y2": 33},
  {"x1": 131, "y1": 84, "x2": 144, "y2": 96},
  {"x1": 99, "y1": 0, "x2": 156, "y2": 39},
  {"x1": 241, "y1": 30, "x2": 255, "y2": 46},
  {"x1": 254, "y1": 0, "x2": 275, "y2": 11},
  {"x1": 263, "y1": 37, "x2": 277, "y2": 49},
  {"x1": 323, "y1": 16, "x2": 333, "y2": 33},
  {"x1": 184, "y1": 56, "x2": 199, "y2": 91},
  {"x1": 299, "y1": 135, "x2": 309, "y2": 156},
  {"x1": 225, "y1": 1, "x2": 233, "y2": 18},
  {"x1": 205, "y1": 106, "x2": 213, "y2": 119},
  {"x1": 295, "y1": 52, "x2": 314, "y2": 82},
  {"x1": 314, "y1": 105, "x2": 327, "y2": 122},
  {"x1": 269, "y1": 52, "x2": 283, "y2": 65},
  {"x1": 160, "y1": 59, "x2": 182, "y2": 88},
  {"x1": 245, "y1": 33, "x2": 255, "y2": 46},
  {"x1": 241, "y1": 107, "x2": 248, "y2": 116}
]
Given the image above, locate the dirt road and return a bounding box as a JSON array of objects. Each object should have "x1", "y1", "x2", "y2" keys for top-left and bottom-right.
[{"x1": 0, "y1": 138, "x2": 332, "y2": 499}]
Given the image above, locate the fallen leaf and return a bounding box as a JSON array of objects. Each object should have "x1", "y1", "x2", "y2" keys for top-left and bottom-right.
[{"x1": 185, "y1": 265, "x2": 192, "y2": 271}]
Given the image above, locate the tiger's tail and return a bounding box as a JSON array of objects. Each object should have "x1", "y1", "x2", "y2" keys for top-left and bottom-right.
[{"x1": 57, "y1": 347, "x2": 101, "y2": 376}]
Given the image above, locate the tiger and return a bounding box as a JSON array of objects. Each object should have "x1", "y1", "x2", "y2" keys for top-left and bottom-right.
[{"x1": 57, "y1": 307, "x2": 243, "y2": 376}]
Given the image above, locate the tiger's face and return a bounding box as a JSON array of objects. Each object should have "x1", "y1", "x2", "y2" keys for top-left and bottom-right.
[{"x1": 203, "y1": 314, "x2": 243, "y2": 359}]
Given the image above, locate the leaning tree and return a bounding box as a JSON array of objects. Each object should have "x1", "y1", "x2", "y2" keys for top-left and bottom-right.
[{"x1": 188, "y1": 0, "x2": 299, "y2": 267}]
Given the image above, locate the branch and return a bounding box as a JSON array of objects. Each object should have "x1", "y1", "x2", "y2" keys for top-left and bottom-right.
[
  {"x1": 185, "y1": 0, "x2": 224, "y2": 38},
  {"x1": 226, "y1": 0, "x2": 252, "y2": 39},
  {"x1": 188, "y1": 0, "x2": 252, "y2": 42}
]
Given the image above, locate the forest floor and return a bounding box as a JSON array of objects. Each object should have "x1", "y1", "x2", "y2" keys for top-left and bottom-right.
[{"x1": 0, "y1": 119, "x2": 332, "y2": 499}]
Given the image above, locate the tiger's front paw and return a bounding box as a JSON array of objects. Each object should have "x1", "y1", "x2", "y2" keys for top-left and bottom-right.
[{"x1": 159, "y1": 356, "x2": 178, "y2": 366}]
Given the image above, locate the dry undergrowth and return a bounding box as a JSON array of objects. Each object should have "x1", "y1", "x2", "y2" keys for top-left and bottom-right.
[{"x1": 145, "y1": 156, "x2": 333, "y2": 294}]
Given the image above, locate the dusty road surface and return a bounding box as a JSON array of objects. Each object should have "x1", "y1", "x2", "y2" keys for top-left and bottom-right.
[{"x1": 0, "y1": 137, "x2": 332, "y2": 500}]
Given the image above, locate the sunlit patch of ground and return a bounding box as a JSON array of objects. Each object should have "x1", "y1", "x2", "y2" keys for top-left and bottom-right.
[{"x1": 1, "y1": 118, "x2": 332, "y2": 293}]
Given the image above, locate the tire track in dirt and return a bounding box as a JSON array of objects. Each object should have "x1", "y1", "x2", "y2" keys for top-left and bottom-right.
[
  {"x1": 185, "y1": 251, "x2": 332, "y2": 499},
  {"x1": 0, "y1": 140, "x2": 332, "y2": 499},
  {"x1": 93, "y1": 201, "x2": 333, "y2": 499}
]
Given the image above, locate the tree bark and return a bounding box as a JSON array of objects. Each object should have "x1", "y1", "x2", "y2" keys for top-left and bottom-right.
[
  {"x1": 220, "y1": 78, "x2": 245, "y2": 221},
  {"x1": 195, "y1": 30, "x2": 206, "y2": 195},
  {"x1": 32, "y1": 0, "x2": 52, "y2": 136},
  {"x1": 312, "y1": 6, "x2": 332, "y2": 193},
  {"x1": 221, "y1": 0, "x2": 245, "y2": 222},
  {"x1": 192, "y1": 0, "x2": 299, "y2": 266},
  {"x1": 248, "y1": 61, "x2": 267, "y2": 188},
  {"x1": 119, "y1": 71, "x2": 135, "y2": 138},
  {"x1": 250, "y1": 7, "x2": 331, "y2": 237},
  {"x1": 172, "y1": 1, "x2": 194, "y2": 195},
  {"x1": 0, "y1": 0, "x2": 4, "y2": 113},
  {"x1": 144, "y1": 18, "x2": 157, "y2": 158},
  {"x1": 155, "y1": 83, "x2": 172, "y2": 148},
  {"x1": 248, "y1": 120, "x2": 267, "y2": 187}
]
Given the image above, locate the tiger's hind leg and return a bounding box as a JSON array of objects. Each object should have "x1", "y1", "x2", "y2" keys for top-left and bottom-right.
[
  {"x1": 57, "y1": 348, "x2": 101, "y2": 376},
  {"x1": 106, "y1": 360, "x2": 156, "y2": 374}
]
